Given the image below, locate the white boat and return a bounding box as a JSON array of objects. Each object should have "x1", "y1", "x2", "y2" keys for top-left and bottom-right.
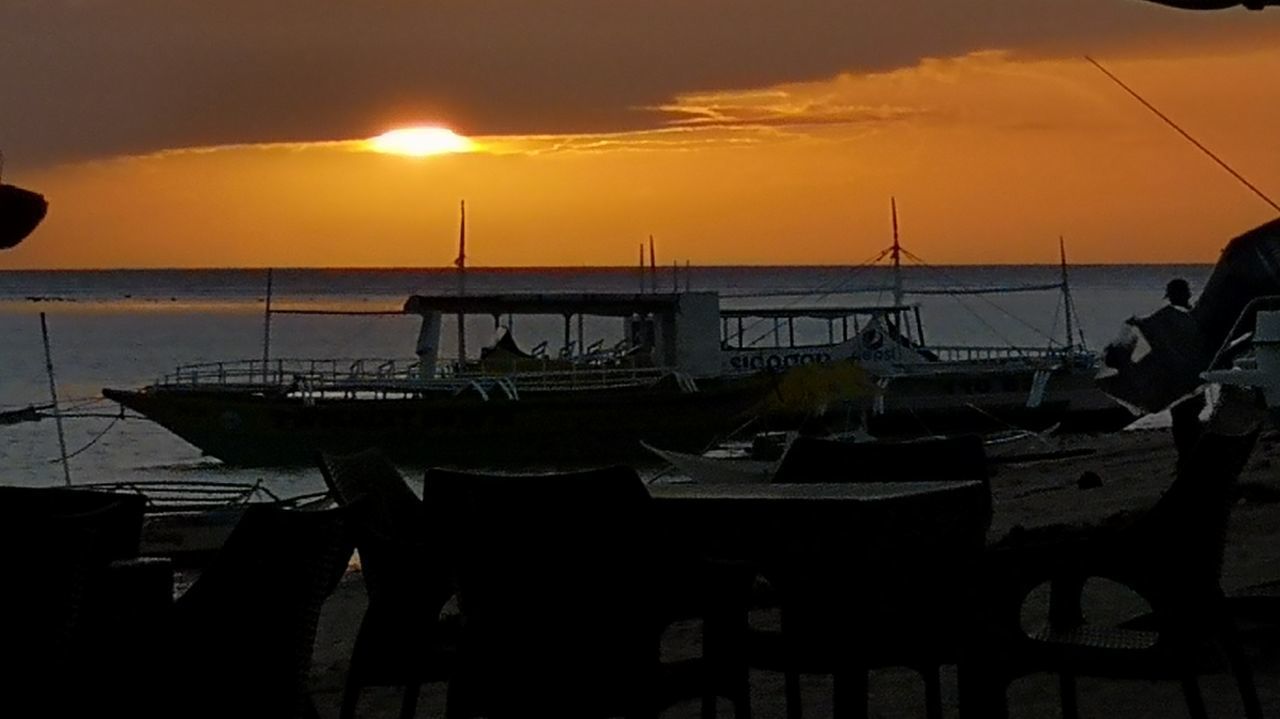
[
  {"x1": 716, "y1": 207, "x2": 1127, "y2": 436},
  {"x1": 643, "y1": 441, "x2": 777, "y2": 484}
]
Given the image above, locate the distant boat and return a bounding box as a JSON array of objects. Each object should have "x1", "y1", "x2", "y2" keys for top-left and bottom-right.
[
  {"x1": 0, "y1": 182, "x2": 48, "y2": 249},
  {"x1": 717, "y1": 203, "x2": 1129, "y2": 436}
]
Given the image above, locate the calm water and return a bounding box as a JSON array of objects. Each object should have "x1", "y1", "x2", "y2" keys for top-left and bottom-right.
[{"x1": 0, "y1": 265, "x2": 1209, "y2": 492}]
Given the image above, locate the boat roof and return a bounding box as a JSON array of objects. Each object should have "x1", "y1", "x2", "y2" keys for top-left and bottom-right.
[
  {"x1": 403, "y1": 291, "x2": 712, "y2": 317},
  {"x1": 720, "y1": 304, "x2": 918, "y2": 320}
]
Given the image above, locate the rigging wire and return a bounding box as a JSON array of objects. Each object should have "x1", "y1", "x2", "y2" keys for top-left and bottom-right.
[
  {"x1": 1084, "y1": 55, "x2": 1280, "y2": 214},
  {"x1": 898, "y1": 248, "x2": 1060, "y2": 348},
  {"x1": 53, "y1": 415, "x2": 120, "y2": 463},
  {"x1": 728, "y1": 246, "x2": 893, "y2": 347}
]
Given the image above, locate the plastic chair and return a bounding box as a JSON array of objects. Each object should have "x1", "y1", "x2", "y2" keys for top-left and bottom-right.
[
  {"x1": 968, "y1": 390, "x2": 1265, "y2": 719},
  {"x1": 319, "y1": 449, "x2": 457, "y2": 719},
  {"x1": 749, "y1": 434, "x2": 991, "y2": 719},
  {"x1": 423, "y1": 465, "x2": 746, "y2": 719},
  {"x1": 150, "y1": 502, "x2": 355, "y2": 719}
]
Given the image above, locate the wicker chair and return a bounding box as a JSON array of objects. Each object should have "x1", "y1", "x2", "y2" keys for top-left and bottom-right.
[
  {"x1": 968, "y1": 390, "x2": 1265, "y2": 719},
  {"x1": 0, "y1": 486, "x2": 147, "y2": 715},
  {"x1": 423, "y1": 465, "x2": 746, "y2": 719},
  {"x1": 738, "y1": 434, "x2": 991, "y2": 719},
  {"x1": 319, "y1": 449, "x2": 457, "y2": 719},
  {"x1": 150, "y1": 502, "x2": 355, "y2": 719}
]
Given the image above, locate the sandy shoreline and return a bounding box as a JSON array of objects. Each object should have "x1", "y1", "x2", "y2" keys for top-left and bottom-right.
[{"x1": 305, "y1": 427, "x2": 1280, "y2": 718}]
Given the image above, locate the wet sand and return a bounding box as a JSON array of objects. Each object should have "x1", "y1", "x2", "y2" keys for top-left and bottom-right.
[{"x1": 306, "y1": 427, "x2": 1280, "y2": 717}]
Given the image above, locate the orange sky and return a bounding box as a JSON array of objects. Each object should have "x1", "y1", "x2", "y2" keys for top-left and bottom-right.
[{"x1": 5, "y1": 29, "x2": 1280, "y2": 267}]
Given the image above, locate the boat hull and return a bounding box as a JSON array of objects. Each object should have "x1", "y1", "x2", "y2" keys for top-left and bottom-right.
[
  {"x1": 104, "y1": 376, "x2": 773, "y2": 468},
  {"x1": 817, "y1": 361, "x2": 1131, "y2": 436}
]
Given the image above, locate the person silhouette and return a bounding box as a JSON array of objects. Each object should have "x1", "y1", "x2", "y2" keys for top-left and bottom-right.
[
  {"x1": 1164, "y1": 277, "x2": 1204, "y2": 460},
  {"x1": 1165, "y1": 278, "x2": 1192, "y2": 311}
]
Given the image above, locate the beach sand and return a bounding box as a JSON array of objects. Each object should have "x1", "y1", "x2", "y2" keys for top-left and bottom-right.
[{"x1": 306, "y1": 427, "x2": 1280, "y2": 718}]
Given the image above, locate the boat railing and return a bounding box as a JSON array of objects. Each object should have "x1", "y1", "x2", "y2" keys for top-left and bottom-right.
[
  {"x1": 155, "y1": 357, "x2": 673, "y2": 395},
  {"x1": 159, "y1": 358, "x2": 427, "y2": 388},
  {"x1": 925, "y1": 345, "x2": 1085, "y2": 363}
]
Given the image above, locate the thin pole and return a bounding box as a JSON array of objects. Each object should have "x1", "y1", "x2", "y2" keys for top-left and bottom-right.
[
  {"x1": 639, "y1": 243, "x2": 646, "y2": 293},
  {"x1": 262, "y1": 268, "x2": 273, "y2": 383},
  {"x1": 648, "y1": 236, "x2": 657, "y2": 293},
  {"x1": 1059, "y1": 236, "x2": 1075, "y2": 352},
  {"x1": 455, "y1": 200, "x2": 467, "y2": 364},
  {"x1": 685, "y1": 260, "x2": 691, "y2": 291},
  {"x1": 891, "y1": 197, "x2": 904, "y2": 307},
  {"x1": 1085, "y1": 55, "x2": 1280, "y2": 214},
  {"x1": 40, "y1": 313, "x2": 72, "y2": 486}
]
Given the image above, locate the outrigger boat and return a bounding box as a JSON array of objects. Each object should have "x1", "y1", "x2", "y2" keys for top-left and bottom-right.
[
  {"x1": 717, "y1": 203, "x2": 1127, "y2": 436},
  {"x1": 77, "y1": 480, "x2": 330, "y2": 564},
  {"x1": 103, "y1": 291, "x2": 782, "y2": 467}
]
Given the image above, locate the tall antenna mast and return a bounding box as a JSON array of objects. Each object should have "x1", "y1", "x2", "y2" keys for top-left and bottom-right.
[
  {"x1": 262, "y1": 268, "x2": 273, "y2": 383},
  {"x1": 648, "y1": 235, "x2": 657, "y2": 294},
  {"x1": 454, "y1": 200, "x2": 467, "y2": 364},
  {"x1": 1059, "y1": 236, "x2": 1076, "y2": 352},
  {"x1": 891, "y1": 197, "x2": 904, "y2": 307}
]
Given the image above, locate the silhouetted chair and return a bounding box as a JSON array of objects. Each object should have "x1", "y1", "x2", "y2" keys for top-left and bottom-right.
[
  {"x1": 319, "y1": 449, "x2": 457, "y2": 719},
  {"x1": 746, "y1": 434, "x2": 990, "y2": 719},
  {"x1": 147, "y1": 502, "x2": 355, "y2": 719},
  {"x1": 423, "y1": 465, "x2": 745, "y2": 719},
  {"x1": 0, "y1": 486, "x2": 148, "y2": 715},
  {"x1": 968, "y1": 390, "x2": 1265, "y2": 719}
]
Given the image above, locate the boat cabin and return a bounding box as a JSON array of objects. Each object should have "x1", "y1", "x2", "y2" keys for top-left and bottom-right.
[
  {"x1": 403, "y1": 291, "x2": 724, "y2": 379},
  {"x1": 719, "y1": 304, "x2": 934, "y2": 374}
]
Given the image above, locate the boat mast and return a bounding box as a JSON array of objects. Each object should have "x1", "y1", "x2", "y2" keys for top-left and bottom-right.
[
  {"x1": 40, "y1": 313, "x2": 72, "y2": 486},
  {"x1": 890, "y1": 197, "x2": 904, "y2": 308},
  {"x1": 648, "y1": 235, "x2": 657, "y2": 293},
  {"x1": 1059, "y1": 236, "x2": 1076, "y2": 352},
  {"x1": 455, "y1": 200, "x2": 467, "y2": 365},
  {"x1": 262, "y1": 267, "x2": 273, "y2": 383}
]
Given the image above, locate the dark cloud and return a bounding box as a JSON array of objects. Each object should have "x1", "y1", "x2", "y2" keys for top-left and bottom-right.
[{"x1": 1, "y1": 0, "x2": 1275, "y2": 167}]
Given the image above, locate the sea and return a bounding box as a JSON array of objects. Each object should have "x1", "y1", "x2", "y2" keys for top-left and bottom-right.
[{"x1": 0, "y1": 264, "x2": 1210, "y2": 495}]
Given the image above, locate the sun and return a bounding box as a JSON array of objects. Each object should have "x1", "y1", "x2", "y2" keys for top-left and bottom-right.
[{"x1": 367, "y1": 126, "x2": 474, "y2": 156}]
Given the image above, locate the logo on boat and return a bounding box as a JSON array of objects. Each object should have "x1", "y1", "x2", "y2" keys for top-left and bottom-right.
[{"x1": 727, "y1": 351, "x2": 833, "y2": 372}]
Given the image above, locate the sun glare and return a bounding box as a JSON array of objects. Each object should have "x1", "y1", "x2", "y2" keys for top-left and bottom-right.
[{"x1": 368, "y1": 126, "x2": 474, "y2": 156}]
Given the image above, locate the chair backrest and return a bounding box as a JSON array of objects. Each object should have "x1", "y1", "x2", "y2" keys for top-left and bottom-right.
[
  {"x1": 422, "y1": 465, "x2": 660, "y2": 716},
  {"x1": 318, "y1": 449, "x2": 454, "y2": 611},
  {"x1": 0, "y1": 486, "x2": 145, "y2": 562},
  {"x1": 318, "y1": 449, "x2": 421, "y2": 528},
  {"x1": 773, "y1": 434, "x2": 989, "y2": 485},
  {"x1": 0, "y1": 486, "x2": 146, "y2": 695},
  {"x1": 172, "y1": 503, "x2": 355, "y2": 717},
  {"x1": 1128, "y1": 419, "x2": 1260, "y2": 603}
]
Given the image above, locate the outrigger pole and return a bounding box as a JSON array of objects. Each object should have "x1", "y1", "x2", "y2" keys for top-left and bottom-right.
[
  {"x1": 1059, "y1": 237, "x2": 1077, "y2": 352},
  {"x1": 40, "y1": 313, "x2": 71, "y2": 486}
]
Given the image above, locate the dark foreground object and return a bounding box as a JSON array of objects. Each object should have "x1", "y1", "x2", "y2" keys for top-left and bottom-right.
[{"x1": 0, "y1": 183, "x2": 48, "y2": 249}]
